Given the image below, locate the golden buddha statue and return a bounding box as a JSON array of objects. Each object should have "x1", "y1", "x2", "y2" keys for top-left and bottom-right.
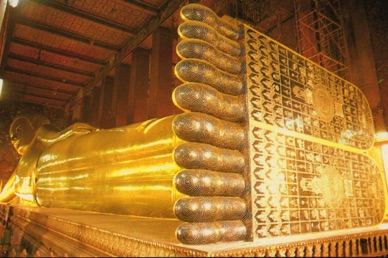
[
  {"x1": 0, "y1": 3, "x2": 386, "y2": 247},
  {"x1": 1, "y1": 112, "x2": 185, "y2": 218}
]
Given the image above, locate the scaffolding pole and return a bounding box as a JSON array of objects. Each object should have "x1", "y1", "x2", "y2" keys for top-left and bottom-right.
[{"x1": 294, "y1": 0, "x2": 348, "y2": 79}]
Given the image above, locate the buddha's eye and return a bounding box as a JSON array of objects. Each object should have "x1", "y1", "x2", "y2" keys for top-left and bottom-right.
[
  {"x1": 11, "y1": 134, "x2": 18, "y2": 141},
  {"x1": 10, "y1": 126, "x2": 21, "y2": 141}
]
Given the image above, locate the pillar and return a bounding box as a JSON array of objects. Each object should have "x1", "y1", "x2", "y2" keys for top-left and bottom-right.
[
  {"x1": 342, "y1": 0, "x2": 386, "y2": 131},
  {"x1": 129, "y1": 48, "x2": 150, "y2": 123},
  {"x1": 148, "y1": 27, "x2": 174, "y2": 119},
  {"x1": 99, "y1": 77, "x2": 115, "y2": 128},
  {"x1": 114, "y1": 64, "x2": 131, "y2": 127},
  {"x1": 81, "y1": 95, "x2": 90, "y2": 123},
  {"x1": 89, "y1": 87, "x2": 101, "y2": 127}
]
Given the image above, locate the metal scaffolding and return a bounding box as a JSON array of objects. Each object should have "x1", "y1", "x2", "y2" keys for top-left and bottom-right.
[{"x1": 294, "y1": 0, "x2": 348, "y2": 79}]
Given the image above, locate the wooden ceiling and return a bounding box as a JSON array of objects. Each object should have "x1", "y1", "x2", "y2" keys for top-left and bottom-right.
[{"x1": 0, "y1": 0, "x2": 185, "y2": 109}]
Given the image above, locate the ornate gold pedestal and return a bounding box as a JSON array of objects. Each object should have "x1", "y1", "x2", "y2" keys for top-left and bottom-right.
[{"x1": 1, "y1": 205, "x2": 388, "y2": 257}]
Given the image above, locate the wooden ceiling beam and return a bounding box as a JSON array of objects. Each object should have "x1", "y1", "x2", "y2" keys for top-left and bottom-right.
[
  {"x1": 4, "y1": 89, "x2": 67, "y2": 107},
  {"x1": 0, "y1": 4, "x2": 18, "y2": 75},
  {"x1": 28, "y1": 0, "x2": 136, "y2": 35},
  {"x1": 13, "y1": 37, "x2": 106, "y2": 66},
  {"x1": 87, "y1": 0, "x2": 185, "y2": 90},
  {"x1": 5, "y1": 79, "x2": 75, "y2": 96},
  {"x1": 8, "y1": 53, "x2": 95, "y2": 78},
  {"x1": 17, "y1": 17, "x2": 120, "y2": 52},
  {"x1": 123, "y1": 0, "x2": 159, "y2": 16},
  {"x1": 5, "y1": 66, "x2": 85, "y2": 88},
  {"x1": 6, "y1": 88, "x2": 69, "y2": 102}
]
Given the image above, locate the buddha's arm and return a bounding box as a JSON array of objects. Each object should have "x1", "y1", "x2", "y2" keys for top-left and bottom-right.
[
  {"x1": 35, "y1": 123, "x2": 96, "y2": 147},
  {"x1": 0, "y1": 171, "x2": 16, "y2": 202},
  {"x1": 34, "y1": 116, "x2": 185, "y2": 218}
]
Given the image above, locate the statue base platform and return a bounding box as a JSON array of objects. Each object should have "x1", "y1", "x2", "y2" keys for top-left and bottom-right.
[{"x1": 1, "y1": 204, "x2": 388, "y2": 257}]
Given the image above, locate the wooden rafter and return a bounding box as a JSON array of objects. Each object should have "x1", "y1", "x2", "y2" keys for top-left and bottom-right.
[
  {"x1": 5, "y1": 66, "x2": 85, "y2": 88},
  {"x1": 0, "y1": 5, "x2": 18, "y2": 74},
  {"x1": 123, "y1": 0, "x2": 159, "y2": 16},
  {"x1": 17, "y1": 17, "x2": 120, "y2": 52},
  {"x1": 5, "y1": 79, "x2": 75, "y2": 96},
  {"x1": 8, "y1": 88, "x2": 69, "y2": 102},
  {"x1": 4, "y1": 89, "x2": 67, "y2": 107},
  {"x1": 12, "y1": 38, "x2": 106, "y2": 66},
  {"x1": 8, "y1": 53, "x2": 95, "y2": 78},
  {"x1": 29, "y1": 0, "x2": 136, "y2": 35}
]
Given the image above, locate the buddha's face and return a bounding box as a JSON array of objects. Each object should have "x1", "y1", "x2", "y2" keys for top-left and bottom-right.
[{"x1": 9, "y1": 117, "x2": 35, "y2": 155}]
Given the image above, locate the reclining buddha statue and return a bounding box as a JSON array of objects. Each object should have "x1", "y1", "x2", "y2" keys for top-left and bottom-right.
[{"x1": 0, "y1": 3, "x2": 386, "y2": 246}]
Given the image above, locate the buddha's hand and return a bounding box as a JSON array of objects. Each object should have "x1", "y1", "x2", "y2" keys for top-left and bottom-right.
[{"x1": 69, "y1": 123, "x2": 97, "y2": 135}]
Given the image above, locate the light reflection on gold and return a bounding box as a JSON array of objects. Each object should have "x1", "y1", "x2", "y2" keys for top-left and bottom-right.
[
  {"x1": 1, "y1": 114, "x2": 186, "y2": 218},
  {"x1": 245, "y1": 23, "x2": 385, "y2": 241},
  {"x1": 382, "y1": 144, "x2": 388, "y2": 174}
]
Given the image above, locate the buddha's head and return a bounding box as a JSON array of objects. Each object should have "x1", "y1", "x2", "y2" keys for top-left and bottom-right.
[{"x1": 9, "y1": 112, "x2": 50, "y2": 155}]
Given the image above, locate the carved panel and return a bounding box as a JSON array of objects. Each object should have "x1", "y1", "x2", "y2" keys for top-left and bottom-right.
[
  {"x1": 245, "y1": 27, "x2": 374, "y2": 150},
  {"x1": 245, "y1": 26, "x2": 385, "y2": 240}
]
